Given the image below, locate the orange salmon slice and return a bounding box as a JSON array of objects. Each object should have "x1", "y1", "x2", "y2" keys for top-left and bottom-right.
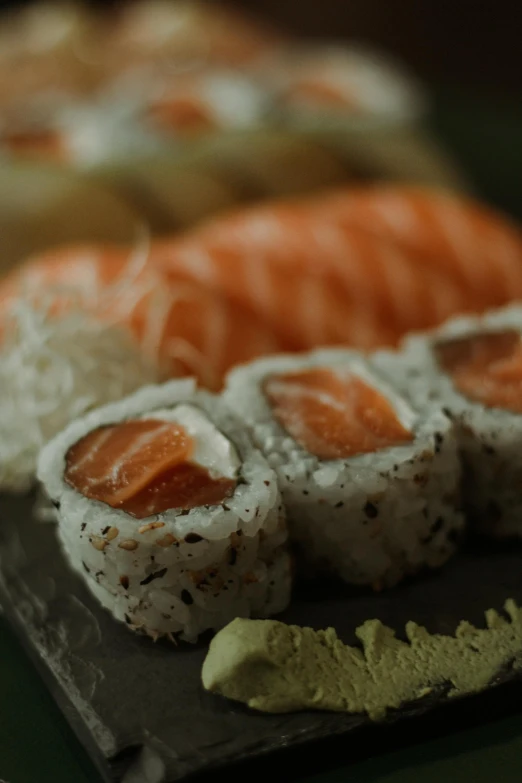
[
  {"x1": 435, "y1": 329, "x2": 522, "y2": 414},
  {"x1": 284, "y1": 79, "x2": 358, "y2": 110},
  {"x1": 263, "y1": 367, "x2": 413, "y2": 460},
  {"x1": 2, "y1": 128, "x2": 66, "y2": 161},
  {"x1": 65, "y1": 419, "x2": 237, "y2": 519},
  {"x1": 147, "y1": 97, "x2": 216, "y2": 135}
]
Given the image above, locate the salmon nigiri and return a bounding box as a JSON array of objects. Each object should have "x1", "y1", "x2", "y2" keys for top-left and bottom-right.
[
  {"x1": 0, "y1": 242, "x2": 285, "y2": 390},
  {"x1": 151, "y1": 187, "x2": 522, "y2": 349},
  {"x1": 314, "y1": 186, "x2": 522, "y2": 309},
  {"x1": 151, "y1": 199, "x2": 464, "y2": 349}
]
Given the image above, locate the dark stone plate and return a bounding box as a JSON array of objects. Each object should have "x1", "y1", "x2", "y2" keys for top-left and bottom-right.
[{"x1": 1, "y1": 491, "x2": 522, "y2": 783}]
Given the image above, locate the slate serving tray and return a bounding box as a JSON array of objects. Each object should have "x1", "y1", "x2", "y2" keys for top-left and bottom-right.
[{"x1": 1, "y1": 490, "x2": 522, "y2": 783}]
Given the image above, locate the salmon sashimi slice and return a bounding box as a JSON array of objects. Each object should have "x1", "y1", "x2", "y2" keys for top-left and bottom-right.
[
  {"x1": 154, "y1": 235, "x2": 398, "y2": 349},
  {"x1": 434, "y1": 329, "x2": 522, "y2": 414},
  {"x1": 152, "y1": 203, "x2": 464, "y2": 350},
  {"x1": 282, "y1": 78, "x2": 359, "y2": 110},
  {"x1": 0, "y1": 244, "x2": 286, "y2": 390},
  {"x1": 65, "y1": 419, "x2": 237, "y2": 518},
  {"x1": 1, "y1": 128, "x2": 67, "y2": 162},
  {"x1": 263, "y1": 367, "x2": 413, "y2": 460},
  {"x1": 147, "y1": 95, "x2": 217, "y2": 135},
  {"x1": 316, "y1": 187, "x2": 522, "y2": 308}
]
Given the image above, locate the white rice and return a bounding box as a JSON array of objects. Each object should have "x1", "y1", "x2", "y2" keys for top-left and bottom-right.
[
  {"x1": 374, "y1": 304, "x2": 522, "y2": 538},
  {"x1": 224, "y1": 349, "x2": 464, "y2": 588},
  {"x1": 37, "y1": 379, "x2": 290, "y2": 642}
]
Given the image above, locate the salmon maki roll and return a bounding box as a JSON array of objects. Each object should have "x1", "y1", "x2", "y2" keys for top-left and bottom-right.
[
  {"x1": 37, "y1": 379, "x2": 291, "y2": 642},
  {"x1": 374, "y1": 305, "x2": 522, "y2": 539},
  {"x1": 224, "y1": 351, "x2": 464, "y2": 588},
  {"x1": 257, "y1": 44, "x2": 424, "y2": 127}
]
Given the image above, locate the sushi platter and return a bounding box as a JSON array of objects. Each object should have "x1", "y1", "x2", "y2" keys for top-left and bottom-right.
[
  {"x1": 1, "y1": 180, "x2": 522, "y2": 782},
  {"x1": 2, "y1": 4, "x2": 522, "y2": 783}
]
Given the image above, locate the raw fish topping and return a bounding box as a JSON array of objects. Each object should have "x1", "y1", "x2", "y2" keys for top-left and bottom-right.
[
  {"x1": 65, "y1": 418, "x2": 237, "y2": 518},
  {"x1": 263, "y1": 367, "x2": 413, "y2": 460},
  {"x1": 435, "y1": 329, "x2": 522, "y2": 413}
]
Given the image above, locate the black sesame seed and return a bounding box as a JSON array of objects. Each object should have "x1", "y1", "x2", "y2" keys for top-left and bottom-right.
[
  {"x1": 101, "y1": 526, "x2": 110, "y2": 536},
  {"x1": 442, "y1": 407, "x2": 453, "y2": 419},
  {"x1": 364, "y1": 502, "x2": 378, "y2": 518},
  {"x1": 483, "y1": 444, "x2": 496, "y2": 455},
  {"x1": 185, "y1": 533, "x2": 203, "y2": 544},
  {"x1": 140, "y1": 568, "x2": 168, "y2": 586},
  {"x1": 181, "y1": 589, "x2": 193, "y2": 605},
  {"x1": 80, "y1": 523, "x2": 86, "y2": 531},
  {"x1": 228, "y1": 548, "x2": 237, "y2": 566},
  {"x1": 335, "y1": 501, "x2": 344, "y2": 509},
  {"x1": 120, "y1": 575, "x2": 129, "y2": 590},
  {"x1": 124, "y1": 614, "x2": 132, "y2": 624},
  {"x1": 236, "y1": 530, "x2": 243, "y2": 537},
  {"x1": 302, "y1": 490, "x2": 309, "y2": 495},
  {"x1": 52, "y1": 500, "x2": 61, "y2": 510},
  {"x1": 264, "y1": 481, "x2": 270, "y2": 486},
  {"x1": 82, "y1": 561, "x2": 90, "y2": 574}
]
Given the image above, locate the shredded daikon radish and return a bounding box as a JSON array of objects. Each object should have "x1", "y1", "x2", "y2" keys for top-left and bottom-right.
[{"x1": 0, "y1": 301, "x2": 160, "y2": 493}]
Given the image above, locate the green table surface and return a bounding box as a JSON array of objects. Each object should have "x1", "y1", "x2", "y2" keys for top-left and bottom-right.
[{"x1": 1, "y1": 87, "x2": 522, "y2": 783}]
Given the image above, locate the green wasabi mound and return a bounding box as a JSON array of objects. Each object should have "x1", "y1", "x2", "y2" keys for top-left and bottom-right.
[{"x1": 201, "y1": 600, "x2": 522, "y2": 718}]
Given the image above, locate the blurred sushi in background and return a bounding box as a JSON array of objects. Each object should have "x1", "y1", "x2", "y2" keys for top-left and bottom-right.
[
  {"x1": 256, "y1": 43, "x2": 425, "y2": 129},
  {"x1": 0, "y1": 0, "x2": 469, "y2": 267}
]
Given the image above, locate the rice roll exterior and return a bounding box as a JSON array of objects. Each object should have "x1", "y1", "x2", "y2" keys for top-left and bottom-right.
[
  {"x1": 37, "y1": 379, "x2": 290, "y2": 642},
  {"x1": 224, "y1": 350, "x2": 464, "y2": 588},
  {"x1": 374, "y1": 305, "x2": 522, "y2": 539}
]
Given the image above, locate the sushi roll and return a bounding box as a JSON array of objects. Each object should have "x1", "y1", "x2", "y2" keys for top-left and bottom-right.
[
  {"x1": 257, "y1": 44, "x2": 425, "y2": 131},
  {"x1": 143, "y1": 70, "x2": 270, "y2": 140},
  {"x1": 224, "y1": 350, "x2": 464, "y2": 588},
  {"x1": 107, "y1": 0, "x2": 279, "y2": 73},
  {"x1": 374, "y1": 305, "x2": 522, "y2": 539},
  {"x1": 37, "y1": 379, "x2": 290, "y2": 642}
]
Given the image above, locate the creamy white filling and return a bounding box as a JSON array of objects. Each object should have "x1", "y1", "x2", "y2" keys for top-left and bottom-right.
[{"x1": 146, "y1": 404, "x2": 240, "y2": 480}]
